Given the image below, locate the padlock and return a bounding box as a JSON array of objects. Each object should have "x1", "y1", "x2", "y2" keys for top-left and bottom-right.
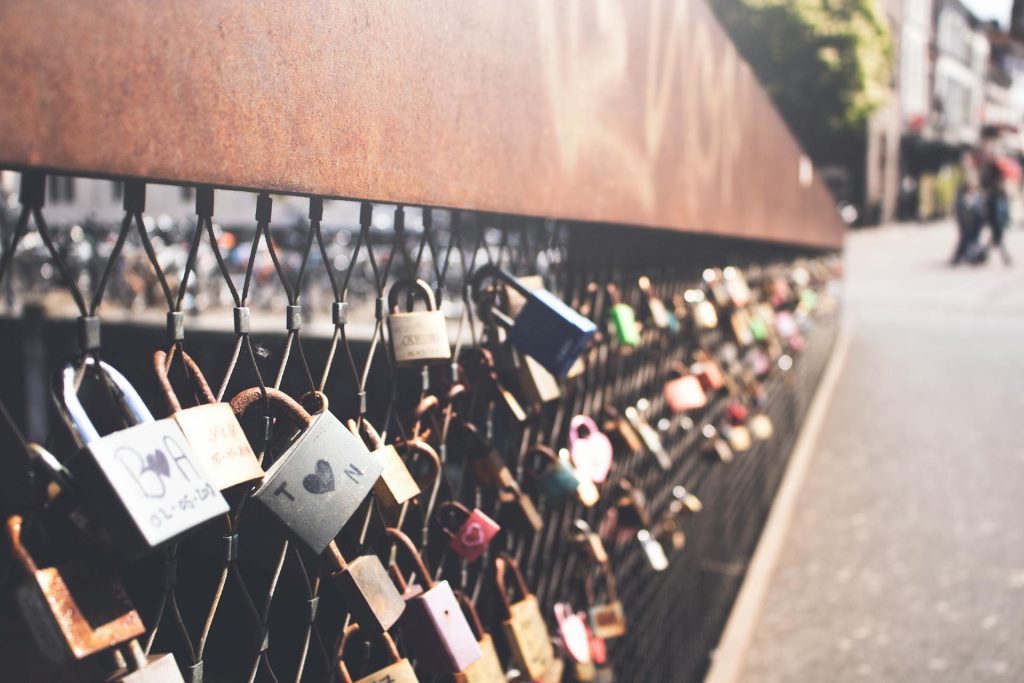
[
  {"x1": 231, "y1": 388, "x2": 383, "y2": 555},
  {"x1": 153, "y1": 350, "x2": 263, "y2": 491},
  {"x1": 327, "y1": 542, "x2": 406, "y2": 635},
  {"x1": 454, "y1": 590, "x2": 507, "y2": 683},
  {"x1": 348, "y1": 419, "x2": 422, "y2": 511},
  {"x1": 568, "y1": 415, "x2": 613, "y2": 485},
  {"x1": 105, "y1": 640, "x2": 185, "y2": 682},
  {"x1": 622, "y1": 407, "x2": 671, "y2": 470},
  {"x1": 387, "y1": 277, "x2": 451, "y2": 366},
  {"x1": 702, "y1": 268, "x2": 732, "y2": 309},
  {"x1": 725, "y1": 401, "x2": 749, "y2": 425},
  {"x1": 473, "y1": 264, "x2": 597, "y2": 378},
  {"x1": 748, "y1": 309, "x2": 769, "y2": 342},
  {"x1": 467, "y1": 346, "x2": 528, "y2": 421},
  {"x1": 338, "y1": 624, "x2": 418, "y2": 683},
  {"x1": 505, "y1": 273, "x2": 546, "y2": 318},
  {"x1": 386, "y1": 527, "x2": 482, "y2": 674},
  {"x1": 562, "y1": 449, "x2": 600, "y2": 507},
  {"x1": 685, "y1": 289, "x2": 719, "y2": 330},
  {"x1": 730, "y1": 309, "x2": 755, "y2": 346},
  {"x1": 53, "y1": 357, "x2": 228, "y2": 559},
  {"x1": 570, "y1": 520, "x2": 608, "y2": 565},
  {"x1": 499, "y1": 482, "x2": 545, "y2": 534},
  {"x1": 495, "y1": 553, "x2": 556, "y2": 681},
  {"x1": 636, "y1": 529, "x2": 669, "y2": 571},
  {"x1": 663, "y1": 365, "x2": 708, "y2": 414},
  {"x1": 554, "y1": 602, "x2": 593, "y2": 676},
  {"x1": 7, "y1": 515, "x2": 145, "y2": 663},
  {"x1": 585, "y1": 563, "x2": 626, "y2": 640},
  {"x1": 637, "y1": 275, "x2": 671, "y2": 330},
  {"x1": 723, "y1": 423, "x2": 752, "y2": 453},
  {"x1": 514, "y1": 349, "x2": 562, "y2": 405},
  {"x1": 611, "y1": 479, "x2": 650, "y2": 530},
  {"x1": 526, "y1": 445, "x2": 580, "y2": 502},
  {"x1": 606, "y1": 284, "x2": 640, "y2": 347},
  {"x1": 749, "y1": 413, "x2": 774, "y2": 440},
  {"x1": 775, "y1": 310, "x2": 799, "y2": 340},
  {"x1": 600, "y1": 406, "x2": 643, "y2": 456},
  {"x1": 691, "y1": 350, "x2": 726, "y2": 392},
  {"x1": 723, "y1": 266, "x2": 752, "y2": 307},
  {"x1": 459, "y1": 422, "x2": 516, "y2": 490},
  {"x1": 701, "y1": 425, "x2": 734, "y2": 463},
  {"x1": 657, "y1": 485, "x2": 703, "y2": 551},
  {"x1": 438, "y1": 500, "x2": 501, "y2": 562}
]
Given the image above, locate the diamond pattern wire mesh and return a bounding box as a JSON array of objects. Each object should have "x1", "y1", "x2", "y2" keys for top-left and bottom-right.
[{"x1": 0, "y1": 173, "x2": 839, "y2": 683}]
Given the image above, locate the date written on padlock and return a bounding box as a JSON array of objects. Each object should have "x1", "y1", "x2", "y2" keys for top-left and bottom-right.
[
  {"x1": 54, "y1": 358, "x2": 228, "y2": 558},
  {"x1": 232, "y1": 388, "x2": 383, "y2": 554}
]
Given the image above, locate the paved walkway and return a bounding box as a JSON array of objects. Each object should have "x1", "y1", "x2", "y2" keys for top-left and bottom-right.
[{"x1": 740, "y1": 222, "x2": 1024, "y2": 682}]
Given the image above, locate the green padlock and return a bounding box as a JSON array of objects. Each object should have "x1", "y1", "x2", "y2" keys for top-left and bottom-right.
[{"x1": 607, "y1": 284, "x2": 640, "y2": 347}]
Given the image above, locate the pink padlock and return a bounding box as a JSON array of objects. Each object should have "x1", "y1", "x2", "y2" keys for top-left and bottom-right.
[
  {"x1": 663, "y1": 365, "x2": 708, "y2": 414},
  {"x1": 554, "y1": 602, "x2": 592, "y2": 664},
  {"x1": 774, "y1": 310, "x2": 798, "y2": 340},
  {"x1": 438, "y1": 501, "x2": 501, "y2": 562},
  {"x1": 569, "y1": 415, "x2": 614, "y2": 484}
]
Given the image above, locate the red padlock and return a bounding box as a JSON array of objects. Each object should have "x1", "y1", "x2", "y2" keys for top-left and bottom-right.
[
  {"x1": 725, "y1": 402, "x2": 749, "y2": 425},
  {"x1": 691, "y1": 350, "x2": 725, "y2": 392},
  {"x1": 438, "y1": 501, "x2": 501, "y2": 562}
]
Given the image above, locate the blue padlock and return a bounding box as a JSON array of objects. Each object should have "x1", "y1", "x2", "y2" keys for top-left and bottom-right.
[{"x1": 473, "y1": 264, "x2": 597, "y2": 378}]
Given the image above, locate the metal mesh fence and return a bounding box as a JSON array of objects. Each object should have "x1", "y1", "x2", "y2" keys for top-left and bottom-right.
[{"x1": 0, "y1": 172, "x2": 840, "y2": 683}]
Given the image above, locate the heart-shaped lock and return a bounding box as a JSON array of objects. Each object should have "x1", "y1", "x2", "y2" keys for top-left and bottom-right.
[
  {"x1": 438, "y1": 501, "x2": 501, "y2": 562},
  {"x1": 554, "y1": 603, "x2": 591, "y2": 665},
  {"x1": 569, "y1": 416, "x2": 613, "y2": 484}
]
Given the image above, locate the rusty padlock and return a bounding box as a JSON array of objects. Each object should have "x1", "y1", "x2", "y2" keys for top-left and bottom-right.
[
  {"x1": 386, "y1": 527, "x2": 483, "y2": 674},
  {"x1": 337, "y1": 623, "x2": 418, "y2": 683},
  {"x1": 232, "y1": 388, "x2": 382, "y2": 555},
  {"x1": 387, "y1": 277, "x2": 451, "y2": 366},
  {"x1": 454, "y1": 590, "x2": 507, "y2": 683},
  {"x1": 153, "y1": 350, "x2": 263, "y2": 491},
  {"x1": 7, "y1": 515, "x2": 145, "y2": 663},
  {"x1": 327, "y1": 541, "x2": 406, "y2": 635},
  {"x1": 585, "y1": 562, "x2": 627, "y2": 640},
  {"x1": 347, "y1": 418, "x2": 422, "y2": 511},
  {"x1": 495, "y1": 553, "x2": 556, "y2": 681},
  {"x1": 438, "y1": 500, "x2": 501, "y2": 562}
]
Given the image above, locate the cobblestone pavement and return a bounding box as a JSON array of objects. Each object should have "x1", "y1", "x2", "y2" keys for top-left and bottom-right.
[{"x1": 741, "y1": 222, "x2": 1024, "y2": 683}]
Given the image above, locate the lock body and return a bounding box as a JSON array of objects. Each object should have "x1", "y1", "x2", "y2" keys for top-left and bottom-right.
[
  {"x1": 749, "y1": 414, "x2": 774, "y2": 440},
  {"x1": 400, "y1": 579, "x2": 483, "y2": 674},
  {"x1": 515, "y1": 352, "x2": 562, "y2": 404},
  {"x1": 509, "y1": 289, "x2": 597, "y2": 378},
  {"x1": 333, "y1": 555, "x2": 406, "y2": 634},
  {"x1": 389, "y1": 309, "x2": 451, "y2": 366},
  {"x1": 725, "y1": 424, "x2": 752, "y2": 453},
  {"x1": 608, "y1": 303, "x2": 640, "y2": 347},
  {"x1": 691, "y1": 300, "x2": 719, "y2": 329},
  {"x1": 537, "y1": 461, "x2": 581, "y2": 500},
  {"x1": 449, "y1": 509, "x2": 501, "y2": 562},
  {"x1": 588, "y1": 602, "x2": 627, "y2": 640},
  {"x1": 252, "y1": 409, "x2": 382, "y2": 554},
  {"x1": 454, "y1": 633, "x2": 505, "y2": 683},
  {"x1": 693, "y1": 360, "x2": 725, "y2": 391},
  {"x1": 503, "y1": 594, "x2": 556, "y2": 681},
  {"x1": 16, "y1": 562, "x2": 145, "y2": 661},
  {"x1": 105, "y1": 652, "x2": 185, "y2": 682},
  {"x1": 173, "y1": 403, "x2": 263, "y2": 491},
  {"x1": 499, "y1": 486, "x2": 544, "y2": 533},
  {"x1": 637, "y1": 531, "x2": 669, "y2": 571},
  {"x1": 353, "y1": 658, "x2": 419, "y2": 683},
  {"x1": 69, "y1": 419, "x2": 228, "y2": 559},
  {"x1": 663, "y1": 375, "x2": 707, "y2": 414},
  {"x1": 372, "y1": 444, "x2": 420, "y2": 509}
]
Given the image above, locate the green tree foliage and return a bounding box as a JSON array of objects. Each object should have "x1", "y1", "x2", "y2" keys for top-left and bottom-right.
[{"x1": 707, "y1": 0, "x2": 892, "y2": 164}]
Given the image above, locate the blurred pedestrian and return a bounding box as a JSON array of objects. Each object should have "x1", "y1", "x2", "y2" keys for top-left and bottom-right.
[
  {"x1": 981, "y1": 158, "x2": 1012, "y2": 266},
  {"x1": 951, "y1": 178, "x2": 984, "y2": 266}
]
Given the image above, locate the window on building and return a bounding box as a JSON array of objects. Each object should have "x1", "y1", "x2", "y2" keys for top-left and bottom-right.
[
  {"x1": 111, "y1": 180, "x2": 123, "y2": 201},
  {"x1": 47, "y1": 176, "x2": 75, "y2": 203},
  {"x1": 180, "y1": 185, "x2": 195, "y2": 202}
]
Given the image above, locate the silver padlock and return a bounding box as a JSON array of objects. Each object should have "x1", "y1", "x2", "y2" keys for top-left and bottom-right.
[
  {"x1": 387, "y1": 277, "x2": 451, "y2": 366},
  {"x1": 53, "y1": 358, "x2": 228, "y2": 560}
]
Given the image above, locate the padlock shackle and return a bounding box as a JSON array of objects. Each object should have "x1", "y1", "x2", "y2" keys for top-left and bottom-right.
[
  {"x1": 153, "y1": 349, "x2": 217, "y2": 413},
  {"x1": 385, "y1": 527, "x2": 435, "y2": 589},
  {"x1": 229, "y1": 387, "x2": 312, "y2": 428},
  {"x1": 584, "y1": 559, "x2": 620, "y2": 605},
  {"x1": 387, "y1": 277, "x2": 439, "y2": 313},
  {"x1": 493, "y1": 552, "x2": 531, "y2": 617},
  {"x1": 454, "y1": 589, "x2": 487, "y2": 641},
  {"x1": 569, "y1": 415, "x2": 601, "y2": 442},
  {"x1": 337, "y1": 622, "x2": 402, "y2": 683},
  {"x1": 435, "y1": 500, "x2": 473, "y2": 539},
  {"x1": 6, "y1": 515, "x2": 38, "y2": 574},
  {"x1": 523, "y1": 444, "x2": 559, "y2": 479},
  {"x1": 400, "y1": 438, "x2": 442, "y2": 492},
  {"x1": 57, "y1": 357, "x2": 154, "y2": 447}
]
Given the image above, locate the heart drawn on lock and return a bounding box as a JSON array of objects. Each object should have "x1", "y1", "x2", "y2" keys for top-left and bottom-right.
[
  {"x1": 460, "y1": 522, "x2": 486, "y2": 547},
  {"x1": 302, "y1": 459, "x2": 335, "y2": 495},
  {"x1": 142, "y1": 449, "x2": 171, "y2": 479}
]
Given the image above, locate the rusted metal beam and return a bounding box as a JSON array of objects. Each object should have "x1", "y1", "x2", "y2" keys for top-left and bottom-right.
[{"x1": 0, "y1": 0, "x2": 843, "y2": 249}]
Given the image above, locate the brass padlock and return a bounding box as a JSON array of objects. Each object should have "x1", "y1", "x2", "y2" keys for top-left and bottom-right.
[
  {"x1": 570, "y1": 520, "x2": 608, "y2": 565},
  {"x1": 600, "y1": 406, "x2": 643, "y2": 456},
  {"x1": 585, "y1": 562, "x2": 627, "y2": 640},
  {"x1": 499, "y1": 481, "x2": 544, "y2": 534},
  {"x1": 338, "y1": 624, "x2": 418, "y2": 683},
  {"x1": 7, "y1": 515, "x2": 145, "y2": 663},
  {"x1": 454, "y1": 590, "x2": 507, "y2": 683},
  {"x1": 348, "y1": 418, "x2": 421, "y2": 510},
  {"x1": 54, "y1": 357, "x2": 229, "y2": 559},
  {"x1": 685, "y1": 289, "x2": 719, "y2": 330},
  {"x1": 387, "y1": 277, "x2": 451, "y2": 366},
  {"x1": 153, "y1": 350, "x2": 263, "y2": 491},
  {"x1": 495, "y1": 553, "x2": 556, "y2": 681},
  {"x1": 327, "y1": 541, "x2": 406, "y2": 635},
  {"x1": 622, "y1": 406, "x2": 670, "y2": 470},
  {"x1": 701, "y1": 424, "x2": 734, "y2": 463},
  {"x1": 514, "y1": 348, "x2": 562, "y2": 405}
]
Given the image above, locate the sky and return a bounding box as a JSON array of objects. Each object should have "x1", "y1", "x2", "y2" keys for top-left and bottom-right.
[{"x1": 962, "y1": 0, "x2": 1012, "y2": 25}]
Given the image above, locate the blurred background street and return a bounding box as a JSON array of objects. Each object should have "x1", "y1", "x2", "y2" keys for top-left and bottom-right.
[{"x1": 741, "y1": 220, "x2": 1024, "y2": 682}]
